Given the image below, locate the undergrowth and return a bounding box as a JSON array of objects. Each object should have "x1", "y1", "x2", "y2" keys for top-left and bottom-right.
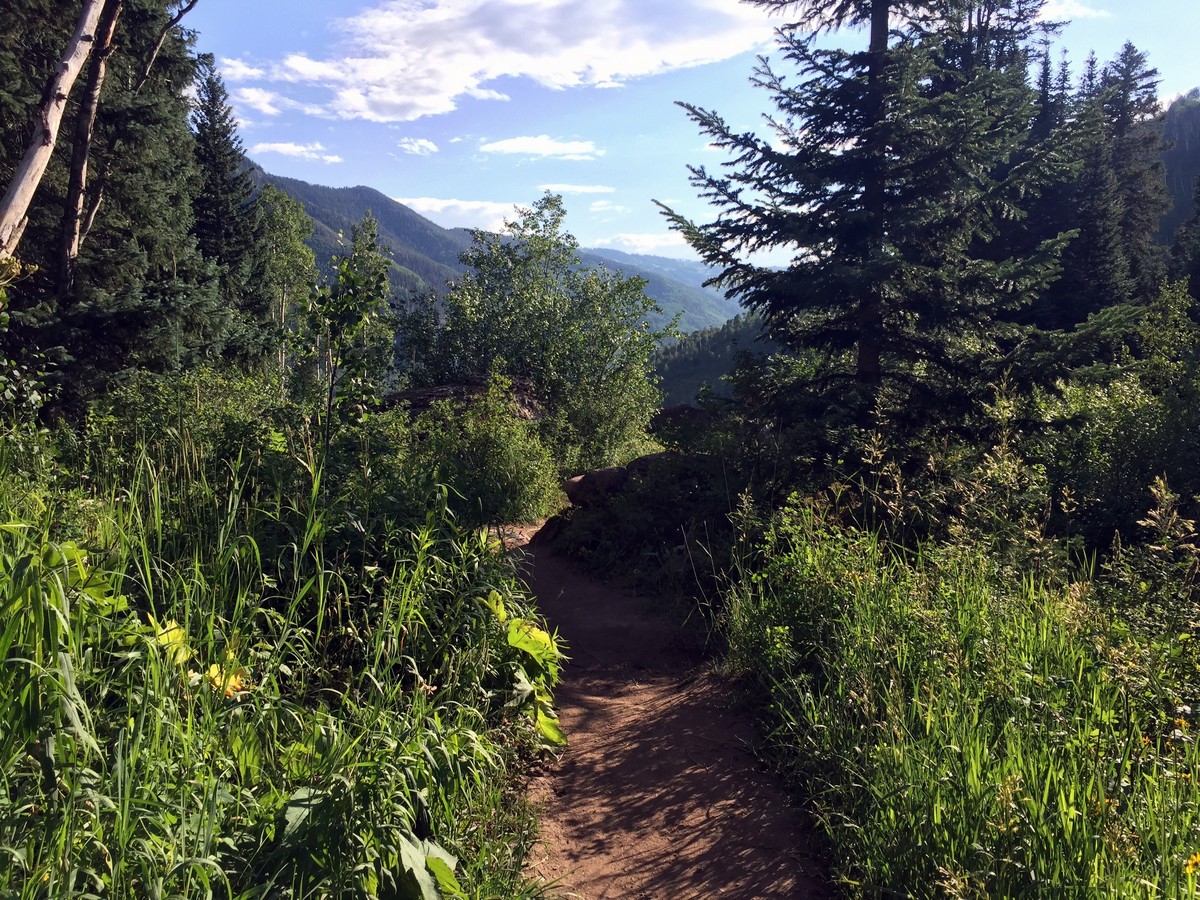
[
  {"x1": 0, "y1": 369, "x2": 565, "y2": 898},
  {"x1": 720, "y1": 425, "x2": 1200, "y2": 897}
]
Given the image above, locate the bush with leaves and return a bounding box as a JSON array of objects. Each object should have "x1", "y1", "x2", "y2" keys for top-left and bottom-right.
[
  {"x1": 411, "y1": 373, "x2": 562, "y2": 527},
  {"x1": 402, "y1": 194, "x2": 668, "y2": 473}
]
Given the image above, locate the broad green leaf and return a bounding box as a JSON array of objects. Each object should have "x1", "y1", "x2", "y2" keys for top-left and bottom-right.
[
  {"x1": 536, "y1": 708, "x2": 568, "y2": 746},
  {"x1": 507, "y1": 618, "x2": 560, "y2": 666},
  {"x1": 478, "y1": 589, "x2": 507, "y2": 623},
  {"x1": 397, "y1": 834, "x2": 441, "y2": 900},
  {"x1": 283, "y1": 786, "x2": 318, "y2": 840}
]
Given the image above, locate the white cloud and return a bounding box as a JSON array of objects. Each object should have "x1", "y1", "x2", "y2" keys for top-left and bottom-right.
[
  {"x1": 220, "y1": 0, "x2": 777, "y2": 123},
  {"x1": 250, "y1": 141, "x2": 343, "y2": 163},
  {"x1": 481, "y1": 135, "x2": 603, "y2": 160},
  {"x1": 233, "y1": 87, "x2": 325, "y2": 118},
  {"x1": 594, "y1": 231, "x2": 690, "y2": 256},
  {"x1": 540, "y1": 183, "x2": 615, "y2": 194},
  {"x1": 589, "y1": 200, "x2": 630, "y2": 214},
  {"x1": 235, "y1": 87, "x2": 285, "y2": 116},
  {"x1": 395, "y1": 196, "x2": 518, "y2": 231},
  {"x1": 1038, "y1": 1, "x2": 1111, "y2": 20},
  {"x1": 221, "y1": 58, "x2": 266, "y2": 81},
  {"x1": 398, "y1": 138, "x2": 439, "y2": 156}
]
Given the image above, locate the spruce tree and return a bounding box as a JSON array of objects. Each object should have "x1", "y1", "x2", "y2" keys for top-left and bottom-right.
[
  {"x1": 661, "y1": 0, "x2": 1068, "y2": 428},
  {"x1": 191, "y1": 53, "x2": 272, "y2": 365},
  {"x1": 1101, "y1": 42, "x2": 1170, "y2": 299},
  {"x1": 0, "y1": 0, "x2": 226, "y2": 408}
]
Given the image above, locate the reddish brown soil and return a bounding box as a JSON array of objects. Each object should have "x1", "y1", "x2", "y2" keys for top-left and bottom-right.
[{"x1": 510, "y1": 525, "x2": 832, "y2": 900}]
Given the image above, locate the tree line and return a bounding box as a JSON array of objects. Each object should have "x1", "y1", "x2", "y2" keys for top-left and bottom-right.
[{"x1": 661, "y1": 0, "x2": 1200, "y2": 446}]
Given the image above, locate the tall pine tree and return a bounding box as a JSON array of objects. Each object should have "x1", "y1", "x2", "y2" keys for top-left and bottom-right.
[
  {"x1": 191, "y1": 53, "x2": 272, "y2": 365},
  {"x1": 661, "y1": 0, "x2": 1068, "y2": 428},
  {"x1": 0, "y1": 0, "x2": 226, "y2": 409},
  {"x1": 1101, "y1": 42, "x2": 1170, "y2": 300}
]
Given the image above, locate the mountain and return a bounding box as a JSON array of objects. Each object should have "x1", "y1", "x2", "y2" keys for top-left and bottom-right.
[
  {"x1": 586, "y1": 247, "x2": 721, "y2": 292},
  {"x1": 254, "y1": 169, "x2": 737, "y2": 332},
  {"x1": 653, "y1": 312, "x2": 774, "y2": 406}
]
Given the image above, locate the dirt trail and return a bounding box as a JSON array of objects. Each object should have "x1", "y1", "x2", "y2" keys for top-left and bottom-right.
[{"x1": 513, "y1": 526, "x2": 832, "y2": 900}]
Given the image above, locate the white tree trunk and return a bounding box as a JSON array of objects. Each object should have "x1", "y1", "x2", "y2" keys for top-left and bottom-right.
[{"x1": 0, "y1": 0, "x2": 107, "y2": 261}]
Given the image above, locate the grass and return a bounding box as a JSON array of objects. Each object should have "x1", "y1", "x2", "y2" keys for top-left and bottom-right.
[
  {"x1": 0, "y1": 392, "x2": 563, "y2": 898},
  {"x1": 724, "y1": 499, "x2": 1200, "y2": 897}
]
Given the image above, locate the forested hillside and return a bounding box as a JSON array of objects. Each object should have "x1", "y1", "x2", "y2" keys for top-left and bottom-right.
[
  {"x1": 5, "y1": 0, "x2": 1200, "y2": 897},
  {"x1": 257, "y1": 172, "x2": 733, "y2": 332},
  {"x1": 1162, "y1": 90, "x2": 1200, "y2": 242}
]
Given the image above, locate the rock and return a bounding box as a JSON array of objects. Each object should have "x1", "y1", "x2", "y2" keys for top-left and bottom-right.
[{"x1": 563, "y1": 465, "x2": 630, "y2": 507}]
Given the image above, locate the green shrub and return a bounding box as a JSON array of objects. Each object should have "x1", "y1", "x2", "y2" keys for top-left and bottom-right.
[
  {"x1": 412, "y1": 374, "x2": 562, "y2": 527},
  {"x1": 723, "y1": 499, "x2": 1200, "y2": 896}
]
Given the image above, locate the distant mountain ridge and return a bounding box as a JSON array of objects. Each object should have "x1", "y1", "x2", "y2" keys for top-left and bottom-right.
[{"x1": 254, "y1": 169, "x2": 739, "y2": 332}]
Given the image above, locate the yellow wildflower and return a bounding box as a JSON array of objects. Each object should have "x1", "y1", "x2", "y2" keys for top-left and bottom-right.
[
  {"x1": 205, "y1": 661, "x2": 250, "y2": 698},
  {"x1": 1186, "y1": 852, "x2": 1200, "y2": 876}
]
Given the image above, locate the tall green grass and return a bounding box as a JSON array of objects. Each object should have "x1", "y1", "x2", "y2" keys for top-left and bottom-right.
[
  {"x1": 726, "y1": 500, "x2": 1200, "y2": 897},
  {"x1": 0, "y1": 384, "x2": 563, "y2": 898}
]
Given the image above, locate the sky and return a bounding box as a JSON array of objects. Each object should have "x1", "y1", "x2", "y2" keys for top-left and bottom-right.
[{"x1": 186, "y1": 0, "x2": 1200, "y2": 261}]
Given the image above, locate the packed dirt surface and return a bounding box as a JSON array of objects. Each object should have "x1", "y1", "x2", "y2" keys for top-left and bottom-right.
[{"x1": 509, "y1": 524, "x2": 832, "y2": 900}]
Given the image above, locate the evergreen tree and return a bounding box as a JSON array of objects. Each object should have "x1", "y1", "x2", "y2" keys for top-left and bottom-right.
[
  {"x1": 1028, "y1": 90, "x2": 1132, "y2": 331},
  {"x1": 191, "y1": 53, "x2": 272, "y2": 364},
  {"x1": 0, "y1": 0, "x2": 225, "y2": 409},
  {"x1": 1101, "y1": 42, "x2": 1170, "y2": 299},
  {"x1": 661, "y1": 0, "x2": 1067, "y2": 428}
]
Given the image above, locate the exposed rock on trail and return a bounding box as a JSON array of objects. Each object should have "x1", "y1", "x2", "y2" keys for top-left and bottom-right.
[{"x1": 514, "y1": 526, "x2": 831, "y2": 899}]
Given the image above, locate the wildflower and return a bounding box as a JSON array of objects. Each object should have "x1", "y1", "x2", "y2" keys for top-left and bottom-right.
[
  {"x1": 205, "y1": 652, "x2": 251, "y2": 698},
  {"x1": 1186, "y1": 852, "x2": 1200, "y2": 876}
]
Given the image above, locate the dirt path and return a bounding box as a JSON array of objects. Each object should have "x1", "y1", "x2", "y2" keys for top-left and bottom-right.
[{"x1": 513, "y1": 527, "x2": 832, "y2": 900}]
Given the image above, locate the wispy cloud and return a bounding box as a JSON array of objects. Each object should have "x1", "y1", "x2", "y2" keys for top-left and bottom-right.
[
  {"x1": 234, "y1": 87, "x2": 325, "y2": 118},
  {"x1": 1038, "y1": 1, "x2": 1111, "y2": 20},
  {"x1": 220, "y1": 58, "x2": 265, "y2": 81},
  {"x1": 397, "y1": 138, "x2": 439, "y2": 156},
  {"x1": 594, "y1": 231, "x2": 690, "y2": 256},
  {"x1": 222, "y1": 0, "x2": 777, "y2": 123},
  {"x1": 395, "y1": 196, "x2": 518, "y2": 231},
  {"x1": 235, "y1": 87, "x2": 285, "y2": 116},
  {"x1": 480, "y1": 135, "x2": 603, "y2": 160},
  {"x1": 589, "y1": 200, "x2": 630, "y2": 214},
  {"x1": 250, "y1": 141, "x2": 343, "y2": 163},
  {"x1": 540, "y1": 183, "x2": 615, "y2": 194}
]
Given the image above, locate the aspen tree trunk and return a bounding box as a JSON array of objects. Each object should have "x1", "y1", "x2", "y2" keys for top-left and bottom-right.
[
  {"x1": 58, "y1": 0, "x2": 122, "y2": 297},
  {"x1": 0, "y1": 0, "x2": 107, "y2": 261}
]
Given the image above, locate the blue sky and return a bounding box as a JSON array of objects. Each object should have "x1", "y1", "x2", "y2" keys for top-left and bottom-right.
[{"x1": 187, "y1": 0, "x2": 1200, "y2": 260}]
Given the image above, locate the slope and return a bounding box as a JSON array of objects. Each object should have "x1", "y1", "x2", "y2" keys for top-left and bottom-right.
[{"x1": 254, "y1": 168, "x2": 735, "y2": 332}]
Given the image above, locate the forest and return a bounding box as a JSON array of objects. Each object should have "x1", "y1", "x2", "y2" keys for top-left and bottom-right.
[{"x1": 4, "y1": 0, "x2": 1200, "y2": 896}]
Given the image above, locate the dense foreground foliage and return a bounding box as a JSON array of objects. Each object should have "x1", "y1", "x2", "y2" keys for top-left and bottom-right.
[
  {"x1": 0, "y1": 370, "x2": 564, "y2": 898},
  {"x1": 726, "y1": 496, "x2": 1200, "y2": 896}
]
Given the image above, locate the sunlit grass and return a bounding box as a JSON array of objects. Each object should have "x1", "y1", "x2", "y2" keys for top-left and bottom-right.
[
  {"x1": 0, "y1": 406, "x2": 561, "y2": 898},
  {"x1": 726, "y1": 500, "x2": 1200, "y2": 897}
]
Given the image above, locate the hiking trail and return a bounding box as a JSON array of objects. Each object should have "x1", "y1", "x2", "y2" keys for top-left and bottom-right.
[{"x1": 510, "y1": 525, "x2": 832, "y2": 899}]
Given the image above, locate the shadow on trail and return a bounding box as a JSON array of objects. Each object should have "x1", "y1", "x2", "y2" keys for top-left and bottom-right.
[{"x1": 521, "y1": 534, "x2": 831, "y2": 900}]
